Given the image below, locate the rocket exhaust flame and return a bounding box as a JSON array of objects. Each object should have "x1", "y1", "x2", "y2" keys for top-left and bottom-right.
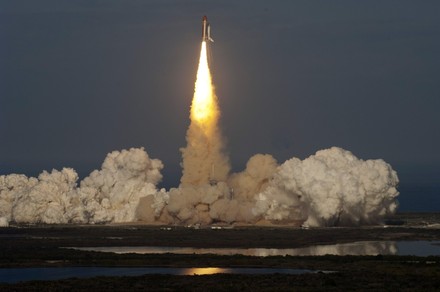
[
  {"x1": 191, "y1": 42, "x2": 217, "y2": 124},
  {"x1": 180, "y1": 40, "x2": 230, "y2": 186},
  {"x1": 0, "y1": 16, "x2": 399, "y2": 227}
]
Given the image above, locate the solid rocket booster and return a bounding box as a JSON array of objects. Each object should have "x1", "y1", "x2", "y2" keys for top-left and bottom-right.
[{"x1": 202, "y1": 15, "x2": 214, "y2": 42}]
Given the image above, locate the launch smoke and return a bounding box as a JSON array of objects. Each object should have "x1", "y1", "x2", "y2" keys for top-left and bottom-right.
[
  {"x1": 0, "y1": 29, "x2": 399, "y2": 227},
  {"x1": 0, "y1": 148, "x2": 163, "y2": 225},
  {"x1": 180, "y1": 41, "x2": 230, "y2": 186},
  {"x1": 0, "y1": 147, "x2": 399, "y2": 227}
]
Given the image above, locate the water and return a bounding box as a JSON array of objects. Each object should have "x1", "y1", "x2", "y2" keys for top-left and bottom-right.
[
  {"x1": 3, "y1": 241, "x2": 439, "y2": 284},
  {"x1": 0, "y1": 267, "x2": 315, "y2": 284},
  {"x1": 69, "y1": 241, "x2": 440, "y2": 257}
]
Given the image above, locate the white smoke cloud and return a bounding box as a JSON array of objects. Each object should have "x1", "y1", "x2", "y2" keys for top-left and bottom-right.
[
  {"x1": 0, "y1": 169, "x2": 78, "y2": 224},
  {"x1": 0, "y1": 148, "x2": 163, "y2": 225},
  {"x1": 77, "y1": 148, "x2": 163, "y2": 223},
  {"x1": 0, "y1": 146, "x2": 399, "y2": 227},
  {"x1": 137, "y1": 147, "x2": 398, "y2": 227},
  {"x1": 12, "y1": 168, "x2": 78, "y2": 224},
  {"x1": 0, "y1": 217, "x2": 8, "y2": 227},
  {"x1": 253, "y1": 147, "x2": 399, "y2": 227},
  {"x1": 0, "y1": 37, "x2": 400, "y2": 227},
  {"x1": 228, "y1": 154, "x2": 278, "y2": 201}
]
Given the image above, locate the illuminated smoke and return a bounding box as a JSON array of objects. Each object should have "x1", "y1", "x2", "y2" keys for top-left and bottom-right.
[
  {"x1": 152, "y1": 41, "x2": 233, "y2": 225},
  {"x1": 0, "y1": 42, "x2": 400, "y2": 227},
  {"x1": 253, "y1": 147, "x2": 399, "y2": 227},
  {"x1": 180, "y1": 41, "x2": 230, "y2": 186},
  {"x1": 0, "y1": 217, "x2": 8, "y2": 227},
  {"x1": 0, "y1": 146, "x2": 399, "y2": 226},
  {"x1": 0, "y1": 148, "x2": 163, "y2": 224},
  {"x1": 75, "y1": 148, "x2": 163, "y2": 223},
  {"x1": 2, "y1": 169, "x2": 78, "y2": 224}
]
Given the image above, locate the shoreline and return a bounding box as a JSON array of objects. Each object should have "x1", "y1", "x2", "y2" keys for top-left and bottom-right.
[{"x1": 1, "y1": 213, "x2": 439, "y2": 290}]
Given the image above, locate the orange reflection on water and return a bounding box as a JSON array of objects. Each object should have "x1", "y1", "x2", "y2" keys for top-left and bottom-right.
[{"x1": 181, "y1": 267, "x2": 230, "y2": 275}]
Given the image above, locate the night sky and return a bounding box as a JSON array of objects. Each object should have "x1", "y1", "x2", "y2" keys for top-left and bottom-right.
[{"x1": 1, "y1": 1, "x2": 439, "y2": 209}]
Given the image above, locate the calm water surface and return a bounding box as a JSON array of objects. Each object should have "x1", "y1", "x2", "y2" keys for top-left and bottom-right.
[
  {"x1": 70, "y1": 241, "x2": 440, "y2": 257},
  {"x1": 0, "y1": 267, "x2": 315, "y2": 284}
]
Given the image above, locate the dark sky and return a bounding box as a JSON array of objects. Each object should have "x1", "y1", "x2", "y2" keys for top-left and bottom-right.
[{"x1": 1, "y1": 0, "x2": 439, "y2": 189}]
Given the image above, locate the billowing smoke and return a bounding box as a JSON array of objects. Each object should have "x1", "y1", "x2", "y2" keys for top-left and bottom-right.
[
  {"x1": 0, "y1": 146, "x2": 399, "y2": 227},
  {"x1": 0, "y1": 42, "x2": 400, "y2": 227},
  {"x1": 0, "y1": 148, "x2": 163, "y2": 225},
  {"x1": 136, "y1": 41, "x2": 398, "y2": 227},
  {"x1": 136, "y1": 147, "x2": 398, "y2": 227},
  {"x1": 253, "y1": 147, "x2": 399, "y2": 227},
  {"x1": 180, "y1": 41, "x2": 230, "y2": 186}
]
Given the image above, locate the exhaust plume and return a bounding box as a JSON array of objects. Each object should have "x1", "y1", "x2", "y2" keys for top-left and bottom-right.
[
  {"x1": 0, "y1": 38, "x2": 400, "y2": 228},
  {"x1": 180, "y1": 41, "x2": 230, "y2": 186}
]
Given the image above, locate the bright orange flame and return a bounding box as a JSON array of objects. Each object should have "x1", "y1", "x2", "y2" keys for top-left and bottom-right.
[
  {"x1": 191, "y1": 41, "x2": 218, "y2": 125},
  {"x1": 184, "y1": 267, "x2": 229, "y2": 275},
  {"x1": 180, "y1": 40, "x2": 230, "y2": 186}
]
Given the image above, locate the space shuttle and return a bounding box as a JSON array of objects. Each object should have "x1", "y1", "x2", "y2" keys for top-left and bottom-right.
[{"x1": 202, "y1": 16, "x2": 214, "y2": 42}]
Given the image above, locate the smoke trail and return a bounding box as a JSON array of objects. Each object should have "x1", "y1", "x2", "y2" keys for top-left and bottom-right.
[
  {"x1": 0, "y1": 39, "x2": 400, "y2": 227},
  {"x1": 180, "y1": 41, "x2": 230, "y2": 186}
]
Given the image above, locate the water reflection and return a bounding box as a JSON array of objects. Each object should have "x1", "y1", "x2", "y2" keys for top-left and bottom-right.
[
  {"x1": 71, "y1": 241, "x2": 396, "y2": 256},
  {"x1": 181, "y1": 267, "x2": 230, "y2": 275},
  {"x1": 0, "y1": 267, "x2": 314, "y2": 283},
  {"x1": 70, "y1": 241, "x2": 440, "y2": 257},
  {"x1": 279, "y1": 241, "x2": 398, "y2": 256}
]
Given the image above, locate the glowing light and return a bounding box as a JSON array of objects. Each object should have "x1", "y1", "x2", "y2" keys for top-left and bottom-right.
[
  {"x1": 191, "y1": 41, "x2": 218, "y2": 124},
  {"x1": 183, "y1": 267, "x2": 229, "y2": 275},
  {"x1": 180, "y1": 40, "x2": 230, "y2": 186}
]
